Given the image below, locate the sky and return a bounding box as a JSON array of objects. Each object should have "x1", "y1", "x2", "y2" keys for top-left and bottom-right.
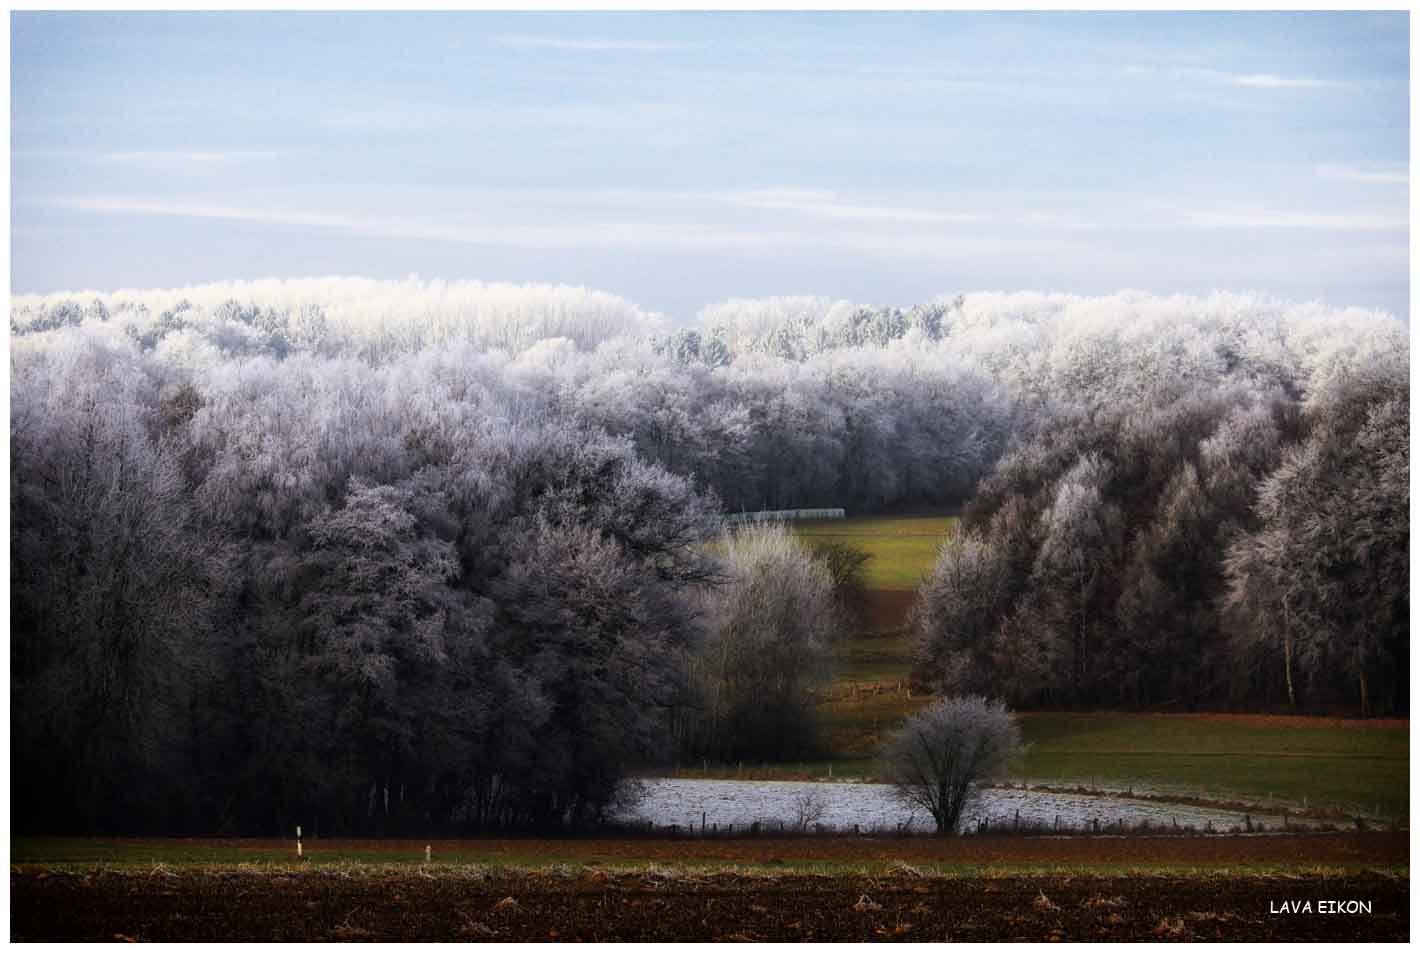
[{"x1": 10, "y1": 11, "x2": 1411, "y2": 320}]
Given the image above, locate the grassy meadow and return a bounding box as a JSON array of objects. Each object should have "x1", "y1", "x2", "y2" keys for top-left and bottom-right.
[
  {"x1": 794, "y1": 513, "x2": 957, "y2": 591},
  {"x1": 757, "y1": 514, "x2": 1411, "y2": 822}
]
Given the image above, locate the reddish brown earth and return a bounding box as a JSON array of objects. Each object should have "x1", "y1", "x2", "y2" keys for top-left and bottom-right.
[
  {"x1": 861, "y1": 590, "x2": 916, "y2": 631},
  {"x1": 11, "y1": 867, "x2": 1407, "y2": 941}
]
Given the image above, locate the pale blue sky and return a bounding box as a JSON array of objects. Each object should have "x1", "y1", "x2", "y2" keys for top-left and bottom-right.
[{"x1": 11, "y1": 12, "x2": 1411, "y2": 319}]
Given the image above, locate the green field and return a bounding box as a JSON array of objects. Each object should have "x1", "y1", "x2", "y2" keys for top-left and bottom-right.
[
  {"x1": 780, "y1": 514, "x2": 1411, "y2": 822},
  {"x1": 701, "y1": 711, "x2": 1410, "y2": 822},
  {"x1": 10, "y1": 834, "x2": 1407, "y2": 878},
  {"x1": 1016, "y1": 713, "x2": 1410, "y2": 820},
  {"x1": 793, "y1": 514, "x2": 957, "y2": 591}
]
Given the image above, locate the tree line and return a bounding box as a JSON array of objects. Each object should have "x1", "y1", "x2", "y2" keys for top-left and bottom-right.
[
  {"x1": 913, "y1": 358, "x2": 1408, "y2": 714},
  {"x1": 10, "y1": 322, "x2": 849, "y2": 836},
  {"x1": 10, "y1": 280, "x2": 1407, "y2": 835}
]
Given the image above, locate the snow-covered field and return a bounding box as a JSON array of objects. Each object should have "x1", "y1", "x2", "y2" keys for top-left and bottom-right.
[{"x1": 620, "y1": 778, "x2": 1286, "y2": 834}]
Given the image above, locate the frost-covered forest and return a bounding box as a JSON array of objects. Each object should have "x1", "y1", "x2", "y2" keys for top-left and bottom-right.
[{"x1": 10, "y1": 278, "x2": 1409, "y2": 835}]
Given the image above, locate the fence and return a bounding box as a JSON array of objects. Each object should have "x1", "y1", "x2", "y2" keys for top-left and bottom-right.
[{"x1": 604, "y1": 814, "x2": 1338, "y2": 838}]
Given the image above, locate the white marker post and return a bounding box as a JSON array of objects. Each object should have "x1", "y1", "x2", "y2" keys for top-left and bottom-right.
[
  {"x1": 425, "y1": 844, "x2": 431, "y2": 864},
  {"x1": 297, "y1": 825, "x2": 303, "y2": 858}
]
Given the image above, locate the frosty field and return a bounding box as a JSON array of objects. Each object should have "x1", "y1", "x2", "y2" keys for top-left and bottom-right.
[{"x1": 619, "y1": 778, "x2": 1297, "y2": 833}]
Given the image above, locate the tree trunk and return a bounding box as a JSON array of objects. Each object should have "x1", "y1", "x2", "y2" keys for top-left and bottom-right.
[
  {"x1": 1277, "y1": 596, "x2": 1297, "y2": 708},
  {"x1": 1283, "y1": 634, "x2": 1296, "y2": 709},
  {"x1": 1358, "y1": 658, "x2": 1370, "y2": 718}
]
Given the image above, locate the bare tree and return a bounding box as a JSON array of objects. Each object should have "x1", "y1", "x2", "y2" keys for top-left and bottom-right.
[
  {"x1": 689, "y1": 523, "x2": 841, "y2": 761},
  {"x1": 882, "y1": 696, "x2": 1023, "y2": 835},
  {"x1": 790, "y1": 788, "x2": 828, "y2": 832}
]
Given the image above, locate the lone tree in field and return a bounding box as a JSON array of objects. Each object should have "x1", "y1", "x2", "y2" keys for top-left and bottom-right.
[{"x1": 883, "y1": 696, "x2": 1023, "y2": 835}]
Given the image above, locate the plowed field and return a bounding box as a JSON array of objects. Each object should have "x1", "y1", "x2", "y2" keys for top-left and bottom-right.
[{"x1": 11, "y1": 866, "x2": 1406, "y2": 941}]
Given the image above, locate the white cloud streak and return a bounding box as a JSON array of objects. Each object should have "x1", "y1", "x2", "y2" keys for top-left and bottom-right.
[
  {"x1": 1183, "y1": 208, "x2": 1406, "y2": 231},
  {"x1": 55, "y1": 196, "x2": 786, "y2": 251},
  {"x1": 1316, "y1": 163, "x2": 1409, "y2": 185},
  {"x1": 320, "y1": 102, "x2": 687, "y2": 134},
  {"x1": 1227, "y1": 72, "x2": 1343, "y2": 89},
  {"x1": 53, "y1": 189, "x2": 1407, "y2": 279},
  {"x1": 1169, "y1": 68, "x2": 1348, "y2": 90},
  {"x1": 493, "y1": 34, "x2": 693, "y2": 52},
  {"x1": 52, "y1": 194, "x2": 1078, "y2": 262},
  {"x1": 717, "y1": 189, "x2": 981, "y2": 225},
  {"x1": 102, "y1": 151, "x2": 279, "y2": 164}
]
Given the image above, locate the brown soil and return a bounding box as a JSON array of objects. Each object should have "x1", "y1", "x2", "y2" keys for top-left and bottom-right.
[
  {"x1": 861, "y1": 590, "x2": 916, "y2": 632},
  {"x1": 11, "y1": 866, "x2": 1406, "y2": 941}
]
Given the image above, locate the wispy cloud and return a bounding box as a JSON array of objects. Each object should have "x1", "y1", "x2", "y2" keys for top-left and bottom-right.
[
  {"x1": 1183, "y1": 208, "x2": 1406, "y2": 231},
  {"x1": 53, "y1": 196, "x2": 782, "y2": 252},
  {"x1": 1229, "y1": 72, "x2": 1343, "y2": 89},
  {"x1": 52, "y1": 194, "x2": 1078, "y2": 262},
  {"x1": 102, "y1": 151, "x2": 278, "y2": 164},
  {"x1": 320, "y1": 102, "x2": 687, "y2": 134},
  {"x1": 1193, "y1": 68, "x2": 1347, "y2": 90},
  {"x1": 320, "y1": 105, "x2": 464, "y2": 133},
  {"x1": 1316, "y1": 163, "x2": 1409, "y2": 185},
  {"x1": 494, "y1": 34, "x2": 694, "y2": 52},
  {"x1": 718, "y1": 189, "x2": 981, "y2": 225}
]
